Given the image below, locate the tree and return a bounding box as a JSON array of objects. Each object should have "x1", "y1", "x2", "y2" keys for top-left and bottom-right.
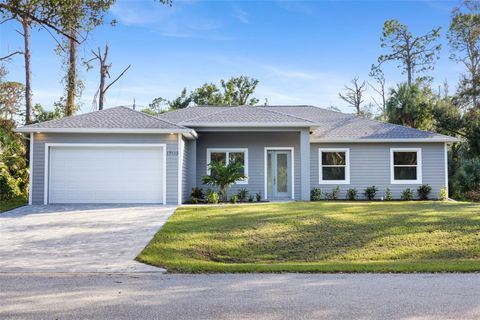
[
  {"x1": 0, "y1": 66, "x2": 24, "y2": 121},
  {"x1": 369, "y1": 66, "x2": 387, "y2": 120},
  {"x1": 338, "y1": 77, "x2": 367, "y2": 115},
  {"x1": 86, "y1": 44, "x2": 131, "y2": 110},
  {"x1": 448, "y1": 0, "x2": 480, "y2": 109},
  {"x1": 192, "y1": 82, "x2": 224, "y2": 105},
  {"x1": 386, "y1": 82, "x2": 434, "y2": 130},
  {"x1": 377, "y1": 19, "x2": 441, "y2": 86},
  {"x1": 221, "y1": 76, "x2": 259, "y2": 105},
  {"x1": 201, "y1": 160, "x2": 247, "y2": 202},
  {"x1": 169, "y1": 88, "x2": 192, "y2": 110}
]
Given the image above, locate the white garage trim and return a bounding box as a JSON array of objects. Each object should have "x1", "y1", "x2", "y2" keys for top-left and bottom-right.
[{"x1": 44, "y1": 143, "x2": 167, "y2": 205}]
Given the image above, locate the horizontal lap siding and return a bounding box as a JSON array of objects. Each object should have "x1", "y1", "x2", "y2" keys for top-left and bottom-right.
[
  {"x1": 310, "y1": 143, "x2": 446, "y2": 200},
  {"x1": 196, "y1": 132, "x2": 301, "y2": 200},
  {"x1": 32, "y1": 133, "x2": 179, "y2": 205}
]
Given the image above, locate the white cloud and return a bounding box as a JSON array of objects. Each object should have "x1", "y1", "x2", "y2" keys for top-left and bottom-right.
[{"x1": 232, "y1": 5, "x2": 250, "y2": 24}]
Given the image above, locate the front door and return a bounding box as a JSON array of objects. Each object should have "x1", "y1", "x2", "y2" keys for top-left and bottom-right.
[{"x1": 267, "y1": 150, "x2": 292, "y2": 199}]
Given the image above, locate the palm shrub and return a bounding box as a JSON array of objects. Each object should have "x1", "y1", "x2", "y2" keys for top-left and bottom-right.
[
  {"x1": 363, "y1": 186, "x2": 378, "y2": 200},
  {"x1": 417, "y1": 184, "x2": 432, "y2": 200},
  {"x1": 190, "y1": 187, "x2": 205, "y2": 203},
  {"x1": 237, "y1": 188, "x2": 249, "y2": 202},
  {"x1": 401, "y1": 188, "x2": 414, "y2": 200},
  {"x1": 310, "y1": 188, "x2": 321, "y2": 201},
  {"x1": 256, "y1": 192, "x2": 262, "y2": 202},
  {"x1": 202, "y1": 160, "x2": 247, "y2": 202},
  {"x1": 384, "y1": 188, "x2": 393, "y2": 201},
  {"x1": 346, "y1": 188, "x2": 358, "y2": 200}
]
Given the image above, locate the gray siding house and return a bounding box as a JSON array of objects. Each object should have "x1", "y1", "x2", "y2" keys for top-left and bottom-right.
[{"x1": 16, "y1": 105, "x2": 457, "y2": 205}]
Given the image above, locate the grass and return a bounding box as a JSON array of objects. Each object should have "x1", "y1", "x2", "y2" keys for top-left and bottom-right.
[
  {"x1": 0, "y1": 196, "x2": 27, "y2": 213},
  {"x1": 137, "y1": 201, "x2": 480, "y2": 273}
]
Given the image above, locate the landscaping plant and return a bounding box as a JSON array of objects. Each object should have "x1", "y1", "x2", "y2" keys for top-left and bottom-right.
[
  {"x1": 401, "y1": 188, "x2": 414, "y2": 200},
  {"x1": 202, "y1": 160, "x2": 247, "y2": 202},
  {"x1": 230, "y1": 195, "x2": 238, "y2": 204},
  {"x1": 417, "y1": 184, "x2": 432, "y2": 200},
  {"x1": 248, "y1": 195, "x2": 254, "y2": 202},
  {"x1": 190, "y1": 187, "x2": 205, "y2": 204},
  {"x1": 363, "y1": 186, "x2": 378, "y2": 200},
  {"x1": 237, "y1": 188, "x2": 249, "y2": 202},
  {"x1": 256, "y1": 192, "x2": 262, "y2": 202},
  {"x1": 346, "y1": 188, "x2": 358, "y2": 200},
  {"x1": 207, "y1": 191, "x2": 219, "y2": 204},
  {"x1": 331, "y1": 186, "x2": 341, "y2": 200},
  {"x1": 310, "y1": 188, "x2": 321, "y2": 201},
  {"x1": 439, "y1": 187, "x2": 448, "y2": 201},
  {"x1": 385, "y1": 188, "x2": 393, "y2": 201}
]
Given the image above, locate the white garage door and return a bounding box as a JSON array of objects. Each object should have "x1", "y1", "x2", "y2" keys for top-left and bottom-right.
[{"x1": 48, "y1": 145, "x2": 165, "y2": 204}]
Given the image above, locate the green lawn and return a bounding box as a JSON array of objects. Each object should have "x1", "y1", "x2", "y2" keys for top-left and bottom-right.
[
  {"x1": 137, "y1": 201, "x2": 480, "y2": 273},
  {"x1": 0, "y1": 196, "x2": 27, "y2": 213}
]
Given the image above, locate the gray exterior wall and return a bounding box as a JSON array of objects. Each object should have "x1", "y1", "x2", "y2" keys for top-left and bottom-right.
[
  {"x1": 195, "y1": 131, "x2": 302, "y2": 200},
  {"x1": 31, "y1": 133, "x2": 179, "y2": 205},
  {"x1": 310, "y1": 142, "x2": 446, "y2": 200},
  {"x1": 182, "y1": 137, "x2": 197, "y2": 203}
]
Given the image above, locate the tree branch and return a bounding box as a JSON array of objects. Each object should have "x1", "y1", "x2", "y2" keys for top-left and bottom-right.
[
  {"x1": 104, "y1": 64, "x2": 131, "y2": 93},
  {"x1": 0, "y1": 4, "x2": 80, "y2": 44},
  {"x1": 0, "y1": 51, "x2": 23, "y2": 61}
]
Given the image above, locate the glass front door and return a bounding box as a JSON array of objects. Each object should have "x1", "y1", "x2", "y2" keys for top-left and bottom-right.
[{"x1": 267, "y1": 150, "x2": 291, "y2": 199}]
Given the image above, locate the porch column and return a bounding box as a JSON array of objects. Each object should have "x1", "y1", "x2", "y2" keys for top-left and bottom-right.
[{"x1": 300, "y1": 129, "x2": 310, "y2": 201}]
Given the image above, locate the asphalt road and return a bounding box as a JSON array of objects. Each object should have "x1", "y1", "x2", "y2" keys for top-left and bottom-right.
[{"x1": 1, "y1": 273, "x2": 480, "y2": 320}]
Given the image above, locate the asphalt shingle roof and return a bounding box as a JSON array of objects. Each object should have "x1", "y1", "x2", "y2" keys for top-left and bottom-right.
[
  {"x1": 17, "y1": 106, "x2": 188, "y2": 131},
  {"x1": 159, "y1": 105, "x2": 457, "y2": 141}
]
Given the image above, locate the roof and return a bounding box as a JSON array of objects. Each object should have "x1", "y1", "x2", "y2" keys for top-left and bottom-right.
[
  {"x1": 15, "y1": 106, "x2": 194, "y2": 134},
  {"x1": 160, "y1": 105, "x2": 458, "y2": 142},
  {"x1": 159, "y1": 105, "x2": 315, "y2": 127}
]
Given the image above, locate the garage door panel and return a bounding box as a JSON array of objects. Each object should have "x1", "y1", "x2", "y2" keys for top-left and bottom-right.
[{"x1": 49, "y1": 146, "x2": 164, "y2": 204}]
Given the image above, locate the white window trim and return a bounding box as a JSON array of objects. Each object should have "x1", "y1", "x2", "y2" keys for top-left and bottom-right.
[
  {"x1": 44, "y1": 143, "x2": 167, "y2": 205},
  {"x1": 206, "y1": 148, "x2": 249, "y2": 185},
  {"x1": 390, "y1": 148, "x2": 422, "y2": 184},
  {"x1": 318, "y1": 148, "x2": 350, "y2": 184}
]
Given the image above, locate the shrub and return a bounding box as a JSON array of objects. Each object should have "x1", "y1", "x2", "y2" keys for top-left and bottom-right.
[
  {"x1": 248, "y1": 195, "x2": 254, "y2": 202},
  {"x1": 237, "y1": 188, "x2": 249, "y2": 202},
  {"x1": 363, "y1": 186, "x2": 378, "y2": 200},
  {"x1": 190, "y1": 187, "x2": 205, "y2": 203},
  {"x1": 346, "y1": 188, "x2": 357, "y2": 200},
  {"x1": 331, "y1": 186, "x2": 340, "y2": 200},
  {"x1": 401, "y1": 188, "x2": 414, "y2": 200},
  {"x1": 310, "y1": 188, "x2": 321, "y2": 201},
  {"x1": 230, "y1": 195, "x2": 238, "y2": 204},
  {"x1": 256, "y1": 192, "x2": 262, "y2": 202},
  {"x1": 417, "y1": 184, "x2": 432, "y2": 200},
  {"x1": 207, "y1": 191, "x2": 219, "y2": 204},
  {"x1": 465, "y1": 191, "x2": 480, "y2": 202},
  {"x1": 439, "y1": 187, "x2": 448, "y2": 201},
  {"x1": 385, "y1": 188, "x2": 393, "y2": 201},
  {"x1": 202, "y1": 160, "x2": 247, "y2": 202},
  {"x1": 453, "y1": 157, "x2": 480, "y2": 196}
]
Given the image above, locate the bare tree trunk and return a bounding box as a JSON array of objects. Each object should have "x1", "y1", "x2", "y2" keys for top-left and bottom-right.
[
  {"x1": 22, "y1": 16, "x2": 32, "y2": 124},
  {"x1": 98, "y1": 62, "x2": 106, "y2": 110},
  {"x1": 66, "y1": 31, "x2": 77, "y2": 116}
]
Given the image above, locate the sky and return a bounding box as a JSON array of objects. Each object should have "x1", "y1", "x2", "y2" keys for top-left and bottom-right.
[{"x1": 0, "y1": 0, "x2": 464, "y2": 114}]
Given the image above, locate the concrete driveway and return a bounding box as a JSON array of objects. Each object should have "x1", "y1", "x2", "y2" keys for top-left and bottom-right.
[{"x1": 0, "y1": 205, "x2": 176, "y2": 273}]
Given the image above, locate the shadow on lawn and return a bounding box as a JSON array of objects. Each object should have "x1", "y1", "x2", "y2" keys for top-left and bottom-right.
[{"x1": 155, "y1": 202, "x2": 480, "y2": 264}]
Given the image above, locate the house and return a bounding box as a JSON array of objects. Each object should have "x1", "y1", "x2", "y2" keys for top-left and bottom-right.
[{"x1": 15, "y1": 105, "x2": 458, "y2": 205}]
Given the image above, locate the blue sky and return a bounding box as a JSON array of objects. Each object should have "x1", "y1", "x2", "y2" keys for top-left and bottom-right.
[{"x1": 0, "y1": 0, "x2": 463, "y2": 114}]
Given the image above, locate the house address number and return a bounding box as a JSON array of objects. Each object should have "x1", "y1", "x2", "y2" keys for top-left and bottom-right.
[{"x1": 167, "y1": 151, "x2": 178, "y2": 156}]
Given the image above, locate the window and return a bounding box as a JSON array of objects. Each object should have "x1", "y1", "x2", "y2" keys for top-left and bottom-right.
[
  {"x1": 207, "y1": 148, "x2": 248, "y2": 184},
  {"x1": 390, "y1": 148, "x2": 422, "y2": 184},
  {"x1": 319, "y1": 148, "x2": 350, "y2": 184}
]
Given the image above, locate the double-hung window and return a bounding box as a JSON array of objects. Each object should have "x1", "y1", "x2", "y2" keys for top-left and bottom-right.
[
  {"x1": 206, "y1": 148, "x2": 248, "y2": 184},
  {"x1": 319, "y1": 148, "x2": 350, "y2": 184},
  {"x1": 390, "y1": 148, "x2": 422, "y2": 184}
]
